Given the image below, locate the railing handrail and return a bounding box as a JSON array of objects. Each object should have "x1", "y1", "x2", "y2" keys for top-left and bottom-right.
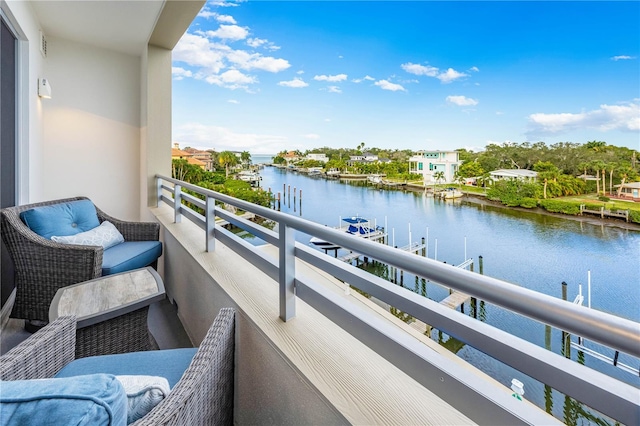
[{"x1": 156, "y1": 174, "x2": 640, "y2": 358}]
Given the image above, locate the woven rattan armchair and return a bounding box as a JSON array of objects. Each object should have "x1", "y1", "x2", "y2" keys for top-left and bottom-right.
[
  {"x1": 1, "y1": 196, "x2": 160, "y2": 323},
  {"x1": 0, "y1": 308, "x2": 235, "y2": 425}
]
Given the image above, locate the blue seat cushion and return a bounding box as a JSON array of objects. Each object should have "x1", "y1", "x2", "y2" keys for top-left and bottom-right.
[
  {"x1": 55, "y1": 348, "x2": 198, "y2": 389},
  {"x1": 102, "y1": 241, "x2": 162, "y2": 276},
  {"x1": 0, "y1": 373, "x2": 127, "y2": 426},
  {"x1": 20, "y1": 199, "x2": 100, "y2": 239}
]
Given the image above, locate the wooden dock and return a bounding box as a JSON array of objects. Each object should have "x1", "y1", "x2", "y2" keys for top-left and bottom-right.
[
  {"x1": 439, "y1": 259, "x2": 473, "y2": 310},
  {"x1": 579, "y1": 204, "x2": 629, "y2": 222}
]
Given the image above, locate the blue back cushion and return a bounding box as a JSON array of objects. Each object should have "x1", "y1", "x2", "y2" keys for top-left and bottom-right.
[
  {"x1": 56, "y1": 348, "x2": 197, "y2": 389},
  {"x1": 20, "y1": 200, "x2": 100, "y2": 239},
  {"x1": 0, "y1": 373, "x2": 127, "y2": 426}
]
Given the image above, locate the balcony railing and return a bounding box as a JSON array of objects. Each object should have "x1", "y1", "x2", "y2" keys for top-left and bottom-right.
[{"x1": 156, "y1": 174, "x2": 639, "y2": 425}]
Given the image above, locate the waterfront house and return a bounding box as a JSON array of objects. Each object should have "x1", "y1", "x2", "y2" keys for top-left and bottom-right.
[
  {"x1": 489, "y1": 169, "x2": 538, "y2": 182},
  {"x1": 409, "y1": 150, "x2": 462, "y2": 184},
  {"x1": 1, "y1": 1, "x2": 637, "y2": 425},
  {"x1": 172, "y1": 143, "x2": 207, "y2": 170},
  {"x1": 305, "y1": 153, "x2": 329, "y2": 163},
  {"x1": 183, "y1": 147, "x2": 215, "y2": 171},
  {"x1": 348, "y1": 151, "x2": 379, "y2": 166},
  {"x1": 614, "y1": 181, "x2": 640, "y2": 201}
]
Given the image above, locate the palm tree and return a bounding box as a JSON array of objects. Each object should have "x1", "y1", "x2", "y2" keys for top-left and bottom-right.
[
  {"x1": 533, "y1": 161, "x2": 560, "y2": 199},
  {"x1": 616, "y1": 165, "x2": 634, "y2": 197},
  {"x1": 433, "y1": 171, "x2": 445, "y2": 193},
  {"x1": 240, "y1": 151, "x2": 251, "y2": 169},
  {"x1": 218, "y1": 151, "x2": 238, "y2": 178}
]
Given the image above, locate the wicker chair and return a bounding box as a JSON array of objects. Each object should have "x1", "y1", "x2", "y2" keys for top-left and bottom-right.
[
  {"x1": 1, "y1": 196, "x2": 161, "y2": 323},
  {"x1": 0, "y1": 308, "x2": 235, "y2": 426}
]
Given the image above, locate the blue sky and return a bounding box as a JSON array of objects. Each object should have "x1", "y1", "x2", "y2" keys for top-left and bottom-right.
[{"x1": 172, "y1": 1, "x2": 640, "y2": 155}]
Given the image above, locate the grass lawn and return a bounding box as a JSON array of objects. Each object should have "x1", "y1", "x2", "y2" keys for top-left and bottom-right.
[{"x1": 559, "y1": 194, "x2": 640, "y2": 212}]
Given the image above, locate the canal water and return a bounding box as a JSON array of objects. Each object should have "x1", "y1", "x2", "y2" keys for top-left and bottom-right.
[{"x1": 251, "y1": 160, "x2": 639, "y2": 424}]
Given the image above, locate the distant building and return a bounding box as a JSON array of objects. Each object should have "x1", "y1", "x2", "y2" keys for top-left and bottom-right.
[
  {"x1": 172, "y1": 143, "x2": 206, "y2": 170},
  {"x1": 183, "y1": 147, "x2": 214, "y2": 171},
  {"x1": 348, "y1": 152, "x2": 379, "y2": 166},
  {"x1": 306, "y1": 153, "x2": 329, "y2": 163},
  {"x1": 283, "y1": 151, "x2": 300, "y2": 165},
  {"x1": 614, "y1": 182, "x2": 640, "y2": 201},
  {"x1": 409, "y1": 150, "x2": 461, "y2": 184},
  {"x1": 489, "y1": 169, "x2": 537, "y2": 182}
]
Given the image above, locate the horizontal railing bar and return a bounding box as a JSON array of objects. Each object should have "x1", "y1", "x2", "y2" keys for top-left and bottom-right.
[
  {"x1": 295, "y1": 244, "x2": 639, "y2": 426},
  {"x1": 180, "y1": 191, "x2": 205, "y2": 210},
  {"x1": 215, "y1": 209, "x2": 279, "y2": 246},
  {"x1": 295, "y1": 274, "x2": 560, "y2": 426},
  {"x1": 214, "y1": 226, "x2": 278, "y2": 282},
  {"x1": 157, "y1": 174, "x2": 640, "y2": 357}
]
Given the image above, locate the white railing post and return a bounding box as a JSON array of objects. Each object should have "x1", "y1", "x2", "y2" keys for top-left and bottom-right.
[
  {"x1": 279, "y1": 223, "x2": 296, "y2": 321},
  {"x1": 174, "y1": 184, "x2": 182, "y2": 223},
  {"x1": 206, "y1": 196, "x2": 215, "y2": 252},
  {"x1": 156, "y1": 177, "x2": 163, "y2": 207}
]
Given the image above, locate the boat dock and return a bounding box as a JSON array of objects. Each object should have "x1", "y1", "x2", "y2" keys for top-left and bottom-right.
[
  {"x1": 579, "y1": 204, "x2": 629, "y2": 222},
  {"x1": 439, "y1": 259, "x2": 474, "y2": 310}
]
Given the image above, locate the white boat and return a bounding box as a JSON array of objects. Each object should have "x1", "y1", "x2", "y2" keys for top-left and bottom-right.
[
  {"x1": 437, "y1": 188, "x2": 463, "y2": 199},
  {"x1": 237, "y1": 170, "x2": 261, "y2": 181},
  {"x1": 367, "y1": 174, "x2": 384, "y2": 184},
  {"x1": 310, "y1": 217, "x2": 385, "y2": 251}
]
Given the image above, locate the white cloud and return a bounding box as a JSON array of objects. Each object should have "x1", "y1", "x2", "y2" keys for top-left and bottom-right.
[
  {"x1": 297, "y1": 70, "x2": 305, "y2": 75},
  {"x1": 206, "y1": 25, "x2": 249, "y2": 41},
  {"x1": 208, "y1": 0, "x2": 244, "y2": 7},
  {"x1": 527, "y1": 102, "x2": 640, "y2": 136},
  {"x1": 205, "y1": 69, "x2": 257, "y2": 90},
  {"x1": 303, "y1": 134, "x2": 320, "y2": 139},
  {"x1": 611, "y1": 55, "x2": 635, "y2": 61},
  {"x1": 327, "y1": 86, "x2": 342, "y2": 93},
  {"x1": 175, "y1": 122, "x2": 288, "y2": 154},
  {"x1": 215, "y1": 14, "x2": 237, "y2": 24},
  {"x1": 437, "y1": 68, "x2": 468, "y2": 83},
  {"x1": 401, "y1": 62, "x2": 439, "y2": 77},
  {"x1": 172, "y1": 67, "x2": 193, "y2": 80},
  {"x1": 314, "y1": 74, "x2": 348, "y2": 82},
  {"x1": 228, "y1": 99, "x2": 239, "y2": 104},
  {"x1": 469, "y1": 66, "x2": 480, "y2": 72},
  {"x1": 375, "y1": 80, "x2": 406, "y2": 92},
  {"x1": 247, "y1": 37, "x2": 280, "y2": 51},
  {"x1": 447, "y1": 95, "x2": 478, "y2": 106},
  {"x1": 278, "y1": 78, "x2": 309, "y2": 88},
  {"x1": 353, "y1": 75, "x2": 375, "y2": 83},
  {"x1": 173, "y1": 31, "x2": 290, "y2": 90},
  {"x1": 324, "y1": 118, "x2": 331, "y2": 122}
]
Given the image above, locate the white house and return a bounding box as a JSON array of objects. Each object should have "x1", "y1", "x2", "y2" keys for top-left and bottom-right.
[
  {"x1": 489, "y1": 169, "x2": 538, "y2": 182},
  {"x1": 409, "y1": 150, "x2": 461, "y2": 184},
  {"x1": 305, "y1": 153, "x2": 328, "y2": 163}
]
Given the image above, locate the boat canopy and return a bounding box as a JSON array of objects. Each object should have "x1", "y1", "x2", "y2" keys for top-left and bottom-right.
[{"x1": 343, "y1": 217, "x2": 369, "y2": 224}]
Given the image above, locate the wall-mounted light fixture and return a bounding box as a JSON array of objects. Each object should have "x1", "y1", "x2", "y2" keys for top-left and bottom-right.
[{"x1": 38, "y1": 78, "x2": 52, "y2": 99}]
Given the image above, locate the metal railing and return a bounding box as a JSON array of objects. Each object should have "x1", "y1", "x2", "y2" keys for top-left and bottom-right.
[{"x1": 157, "y1": 174, "x2": 639, "y2": 425}]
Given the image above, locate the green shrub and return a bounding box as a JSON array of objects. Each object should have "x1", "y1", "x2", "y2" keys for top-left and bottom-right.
[
  {"x1": 597, "y1": 195, "x2": 610, "y2": 202},
  {"x1": 519, "y1": 197, "x2": 538, "y2": 208},
  {"x1": 538, "y1": 199, "x2": 581, "y2": 215},
  {"x1": 629, "y1": 210, "x2": 640, "y2": 224}
]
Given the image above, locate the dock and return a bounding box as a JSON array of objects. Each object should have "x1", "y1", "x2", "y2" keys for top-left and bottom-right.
[
  {"x1": 439, "y1": 259, "x2": 474, "y2": 310},
  {"x1": 579, "y1": 204, "x2": 629, "y2": 222}
]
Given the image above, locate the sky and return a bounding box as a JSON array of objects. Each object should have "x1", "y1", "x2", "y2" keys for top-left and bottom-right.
[{"x1": 171, "y1": 1, "x2": 640, "y2": 155}]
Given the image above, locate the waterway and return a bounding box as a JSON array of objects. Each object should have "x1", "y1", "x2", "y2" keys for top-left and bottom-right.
[{"x1": 250, "y1": 158, "x2": 639, "y2": 424}]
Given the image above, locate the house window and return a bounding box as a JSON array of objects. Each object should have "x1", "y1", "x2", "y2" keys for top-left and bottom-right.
[
  {"x1": 429, "y1": 163, "x2": 433, "y2": 171},
  {"x1": 418, "y1": 162, "x2": 423, "y2": 171}
]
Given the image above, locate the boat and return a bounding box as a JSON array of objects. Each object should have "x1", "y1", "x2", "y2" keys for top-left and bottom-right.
[
  {"x1": 367, "y1": 174, "x2": 384, "y2": 184},
  {"x1": 237, "y1": 170, "x2": 262, "y2": 185},
  {"x1": 310, "y1": 216, "x2": 385, "y2": 251},
  {"x1": 437, "y1": 188, "x2": 463, "y2": 199}
]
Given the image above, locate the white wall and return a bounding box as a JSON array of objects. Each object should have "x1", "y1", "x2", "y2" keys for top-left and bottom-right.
[{"x1": 40, "y1": 37, "x2": 141, "y2": 220}]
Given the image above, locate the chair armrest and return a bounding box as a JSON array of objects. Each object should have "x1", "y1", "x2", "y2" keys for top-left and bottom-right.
[
  {"x1": 0, "y1": 316, "x2": 77, "y2": 381},
  {"x1": 96, "y1": 206, "x2": 160, "y2": 242},
  {"x1": 133, "y1": 308, "x2": 235, "y2": 426}
]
